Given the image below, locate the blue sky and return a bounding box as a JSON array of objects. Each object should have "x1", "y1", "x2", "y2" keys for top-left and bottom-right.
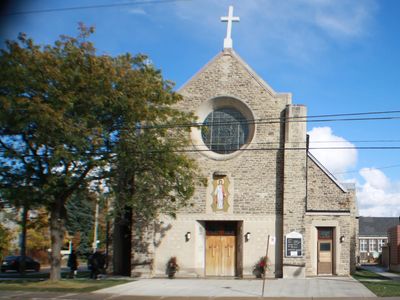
[{"x1": 1, "y1": 0, "x2": 400, "y2": 216}]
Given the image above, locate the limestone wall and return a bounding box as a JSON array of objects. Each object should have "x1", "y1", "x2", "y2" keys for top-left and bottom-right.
[
  {"x1": 152, "y1": 214, "x2": 282, "y2": 277},
  {"x1": 282, "y1": 105, "x2": 307, "y2": 277},
  {"x1": 146, "y1": 48, "x2": 358, "y2": 279},
  {"x1": 151, "y1": 49, "x2": 291, "y2": 278},
  {"x1": 307, "y1": 157, "x2": 352, "y2": 211},
  {"x1": 304, "y1": 214, "x2": 356, "y2": 276},
  {"x1": 177, "y1": 49, "x2": 290, "y2": 217}
]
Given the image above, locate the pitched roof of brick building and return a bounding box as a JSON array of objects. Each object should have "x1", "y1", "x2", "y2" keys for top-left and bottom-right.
[{"x1": 359, "y1": 217, "x2": 400, "y2": 237}]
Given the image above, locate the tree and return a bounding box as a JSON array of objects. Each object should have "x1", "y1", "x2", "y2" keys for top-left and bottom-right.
[
  {"x1": 110, "y1": 84, "x2": 201, "y2": 275},
  {"x1": 0, "y1": 24, "x2": 200, "y2": 280},
  {"x1": 65, "y1": 190, "x2": 96, "y2": 255},
  {"x1": 26, "y1": 208, "x2": 51, "y2": 259},
  {"x1": 0, "y1": 25, "x2": 115, "y2": 280},
  {"x1": 0, "y1": 223, "x2": 12, "y2": 261}
]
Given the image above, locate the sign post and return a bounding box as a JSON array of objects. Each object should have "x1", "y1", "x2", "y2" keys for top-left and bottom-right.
[{"x1": 261, "y1": 235, "x2": 270, "y2": 297}]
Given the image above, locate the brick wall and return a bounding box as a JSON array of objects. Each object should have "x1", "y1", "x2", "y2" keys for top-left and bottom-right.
[{"x1": 388, "y1": 225, "x2": 400, "y2": 268}]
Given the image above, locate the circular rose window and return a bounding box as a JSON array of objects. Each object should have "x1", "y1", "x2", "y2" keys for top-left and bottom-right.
[{"x1": 201, "y1": 108, "x2": 249, "y2": 154}]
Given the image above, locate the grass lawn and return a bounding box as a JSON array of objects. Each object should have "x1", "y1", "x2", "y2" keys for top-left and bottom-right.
[
  {"x1": 1, "y1": 270, "x2": 90, "y2": 278},
  {"x1": 353, "y1": 269, "x2": 388, "y2": 281},
  {"x1": 353, "y1": 269, "x2": 400, "y2": 297},
  {"x1": 361, "y1": 280, "x2": 400, "y2": 297},
  {"x1": 0, "y1": 270, "x2": 129, "y2": 292},
  {"x1": 0, "y1": 278, "x2": 128, "y2": 292}
]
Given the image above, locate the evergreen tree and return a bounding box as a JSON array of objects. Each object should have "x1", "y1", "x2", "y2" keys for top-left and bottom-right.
[{"x1": 65, "y1": 190, "x2": 95, "y2": 256}]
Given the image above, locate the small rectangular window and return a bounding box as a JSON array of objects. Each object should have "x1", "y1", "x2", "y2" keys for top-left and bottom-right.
[
  {"x1": 360, "y1": 239, "x2": 367, "y2": 252},
  {"x1": 378, "y1": 239, "x2": 386, "y2": 252},
  {"x1": 318, "y1": 228, "x2": 333, "y2": 239},
  {"x1": 369, "y1": 239, "x2": 377, "y2": 252},
  {"x1": 320, "y1": 243, "x2": 331, "y2": 251}
]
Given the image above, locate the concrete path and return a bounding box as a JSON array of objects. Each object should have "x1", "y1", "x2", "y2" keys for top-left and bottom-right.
[
  {"x1": 361, "y1": 265, "x2": 400, "y2": 281},
  {"x1": 95, "y1": 277, "x2": 376, "y2": 298}
]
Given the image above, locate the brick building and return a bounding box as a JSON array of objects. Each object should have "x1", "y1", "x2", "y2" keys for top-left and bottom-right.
[
  {"x1": 133, "y1": 7, "x2": 358, "y2": 278},
  {"x1": 358, "y1": 217, "x2": 399, "y2": 263},
  {"x1": 387, "y1": 225, "x2": 400, "y2": 272}
]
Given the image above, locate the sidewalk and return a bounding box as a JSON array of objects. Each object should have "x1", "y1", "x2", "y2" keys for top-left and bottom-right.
[
  {"x1": 361, "y1": 265, "x2": 400, "y2": 281},
  {"x1": 0, "y1": 290, "x2": 385, "y2": 300},
  {"x1": 94, "y1": 277, "x2": 376, "y2": 298}
]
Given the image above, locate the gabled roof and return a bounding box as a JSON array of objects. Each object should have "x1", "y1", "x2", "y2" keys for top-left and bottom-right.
[
  {"x1": 178, "y1": 49, "x2": 291, "y2": 103},
  {"x1": 359, "y1": 217, "x2": 400, "y2": 237}
]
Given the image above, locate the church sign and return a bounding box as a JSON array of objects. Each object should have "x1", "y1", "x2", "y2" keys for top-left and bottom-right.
[{"x1": 285, "y1": 231, "x2": 303, "y2": 257}]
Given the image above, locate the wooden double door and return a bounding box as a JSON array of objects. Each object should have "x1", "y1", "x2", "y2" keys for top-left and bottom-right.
[{"x1": 205, "y1": 222, "x2": 237, "y2": 276}]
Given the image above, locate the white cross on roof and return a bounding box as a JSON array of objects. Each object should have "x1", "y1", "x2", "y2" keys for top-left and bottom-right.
[{"x1": 221, "y1": 6, "x2": 240, "y2": 49}]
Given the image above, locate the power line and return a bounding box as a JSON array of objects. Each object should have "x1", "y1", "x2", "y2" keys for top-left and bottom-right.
[
  {"x1": 301, "y1": 110, "x2": 400, "y2": 119},
  {"x1": 143, "y1": 115, "x2": 400, "y2": 129},
  {"x1": 333, "y1": 163, "x2": 400, "y2": 175},
  {"x1": 170, "y1": 146, "x2": 400, "y2": 153},
  {"x1": 3, "y1": 145, "x2": 400, "y2": 157},
  {"x1": 141, "y1": 110, "x2": 400, "y2": 129},
  {"x1": 188, "y1": 140, "x2": 400, "y2": 148},
  {"x1": 308, "y1": 139, "x2": 400, "y2": 144},
  {"x1": 4, "y1": 141, "x2": 400, "y2": 158},
  {"x1": 2, "y1": 0, "x2": 190, "y2": 17}
]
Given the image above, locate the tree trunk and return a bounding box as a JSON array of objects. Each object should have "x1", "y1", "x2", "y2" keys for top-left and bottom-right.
[
  {"x1": 112, "y1": 207, "x2": 132, "y2": 276},
  {"x1": 49, "y1": 199, "x2": 66, "y2": 281}
]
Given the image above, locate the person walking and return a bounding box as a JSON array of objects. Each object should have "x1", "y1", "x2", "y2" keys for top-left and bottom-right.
[
  {"x1": 88, "y1": 250, "x2": 106, "y2": 279},
  {"x1": 67, "y1": 249, "x2": 78, "y2": 278}
]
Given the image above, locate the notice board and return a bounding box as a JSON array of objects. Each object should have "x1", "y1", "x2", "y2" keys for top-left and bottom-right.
[{"x1": 285, "y1": 231, "x2": 303, "y2": 257}]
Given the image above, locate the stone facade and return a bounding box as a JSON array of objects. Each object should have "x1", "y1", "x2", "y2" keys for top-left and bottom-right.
[{"x1": 133, "y1": 49, "x2": 357, "y2": 278}]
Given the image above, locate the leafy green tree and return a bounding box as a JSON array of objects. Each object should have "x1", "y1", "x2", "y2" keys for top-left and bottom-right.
[
  {"x1": 0, "y1": 24, "x2": 200, "y2": 280},
  {"x1": 110, "y1": 92, "x2": 200, "y2": 275},
  {"x1": 0, "y1": 25, "x2": 115, "y2": 280}
]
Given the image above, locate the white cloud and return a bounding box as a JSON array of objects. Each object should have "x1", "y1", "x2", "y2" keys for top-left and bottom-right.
[
  {"x1": 307, "y1": 127, "x2": 398, "y2": 217},
  {"x1": 359, "y1": 168, "x2": 389, "y2": 190},
  {"x1": 313, "y1": 1, "x2": 376, "y2": 37},
  {"x1": 307, "y1": 127, "x2": 357, "y2": 176},
  {"x1": 357, "y1": 168, "x2": 400, "y2": 217},
  {"x1": 171, "y1": 0, "x2": 378, "y2": 62},
  {"x1": 128, "y1": 8, "x2": 147, "y2": 15}
]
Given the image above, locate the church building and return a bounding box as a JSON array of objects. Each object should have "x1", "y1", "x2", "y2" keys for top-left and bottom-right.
[{"x1": 138, "y1": 6, "x2": 357, "y2": 278}]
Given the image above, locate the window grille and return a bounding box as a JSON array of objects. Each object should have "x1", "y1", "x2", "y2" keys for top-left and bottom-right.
[
  {"x1": 360, "y1": 239, "x2": 367, "y2": 252},
  {"x1": 201, "y1": 108, "x2": 249, "y2": 154}
]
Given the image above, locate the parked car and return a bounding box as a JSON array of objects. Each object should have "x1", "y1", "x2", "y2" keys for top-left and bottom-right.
[{"x1": 1, "y1": 256, "x2": 40, "y2": 272}]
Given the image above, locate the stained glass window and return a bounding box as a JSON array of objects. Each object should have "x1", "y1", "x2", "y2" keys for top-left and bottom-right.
[{"x1": 201, "y1": 108, "x2": 249, "y2": 154}]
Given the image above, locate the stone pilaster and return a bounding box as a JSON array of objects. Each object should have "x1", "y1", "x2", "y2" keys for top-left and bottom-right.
[{"x1": 282, "y1": 104, "x2": 307, "y2": 278}]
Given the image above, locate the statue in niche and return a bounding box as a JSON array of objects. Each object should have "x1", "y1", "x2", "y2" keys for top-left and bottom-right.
[{"x1": 212, "y1": 176, "x2": 229, "y2": 212}]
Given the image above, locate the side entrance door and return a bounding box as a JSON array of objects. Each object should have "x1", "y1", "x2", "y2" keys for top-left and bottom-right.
[
  {"x1": 317, "y1": 227, "x2": 334, "y2": 275},
  {"x1": 205, "y1": 222, "x2": 236, "y2": 276}
]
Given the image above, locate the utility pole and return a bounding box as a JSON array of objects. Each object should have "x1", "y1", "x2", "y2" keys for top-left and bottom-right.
[{"x1": 92, "y1": 199, "x2": 99, "y2": 253}]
